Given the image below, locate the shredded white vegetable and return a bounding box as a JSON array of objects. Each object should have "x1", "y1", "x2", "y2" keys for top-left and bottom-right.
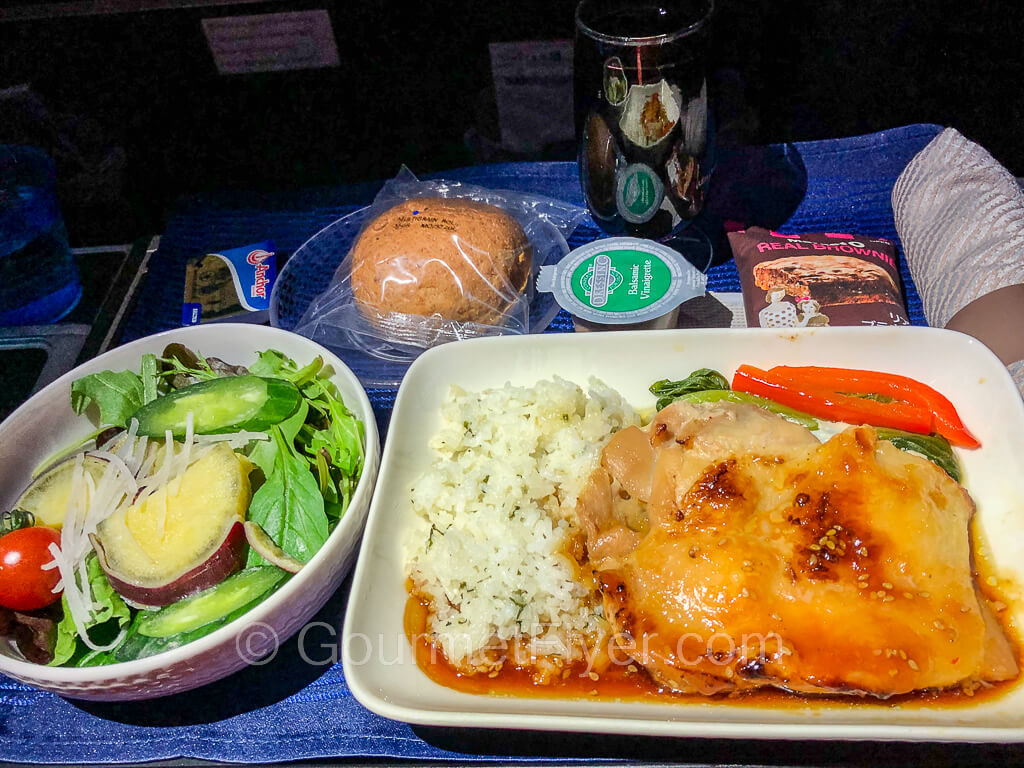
[
  {"x1": 155, "y1": 430, "x2": 174, "y2": 539},
  {"x1": 49, "y1": 454, "x2": 127, "y2": 651},
  {"x1": 179, "y1": 411, "x2": 195, "y2": 491},
  {"x1": 193, "y1": 430, "x2": 269, "y2": 449},
  {"x1": 43, "y1": 411, "x2": 267, "y2": 653}
]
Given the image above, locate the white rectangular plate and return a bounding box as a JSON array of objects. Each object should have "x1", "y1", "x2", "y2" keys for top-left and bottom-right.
[{"x1": 342, "y1": 327, "x2": 1024, "y2": 742}]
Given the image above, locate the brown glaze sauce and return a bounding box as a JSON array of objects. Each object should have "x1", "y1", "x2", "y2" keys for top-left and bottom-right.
[{"x1": 405, "y1": 583, "x2": 1020, "y2": 710}]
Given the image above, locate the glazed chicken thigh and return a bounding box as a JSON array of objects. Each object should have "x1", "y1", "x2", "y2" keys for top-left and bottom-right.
[{"x1": 578, "y1": 401, "x2": 1017, "y2": 697}]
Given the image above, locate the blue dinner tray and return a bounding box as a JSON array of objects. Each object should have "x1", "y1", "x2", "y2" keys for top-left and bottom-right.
[{"x1": 1, "y1": 124, "x2": 945, "y2": 765}]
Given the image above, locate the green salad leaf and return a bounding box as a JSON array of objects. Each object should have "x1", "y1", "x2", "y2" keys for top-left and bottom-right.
[
  {"x1": 248, "y1": 349, "x2": 289, "y2": 378},
  {"x1": 50, "y1": 555, "x2": 132, "y2": 667},
  {"x1": 248, "y1": 348, "x2": 365, "y2": 540},
  {"x1": 70, "y1": 370, "x2": 145, "y2": 426},
  {"x1": 248, "y1": 398, "x2": 309, "y2": 478},
  {"x1": 247, "y1": 426, "x2": 329, "y2": 566}
]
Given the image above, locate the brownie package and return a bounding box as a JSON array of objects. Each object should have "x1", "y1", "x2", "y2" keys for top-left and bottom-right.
[{"x1": 729, "y1": 227, "x2": 909, "y2": 328}]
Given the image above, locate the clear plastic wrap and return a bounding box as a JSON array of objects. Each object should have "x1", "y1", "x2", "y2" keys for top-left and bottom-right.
[{"x1": 285, "y1": 168, "x2": 586, "y2": 386}]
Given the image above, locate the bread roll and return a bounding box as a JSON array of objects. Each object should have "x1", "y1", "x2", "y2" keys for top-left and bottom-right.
[{"x1": 350, "y1": 197, "x2": 532, "y2": 327}]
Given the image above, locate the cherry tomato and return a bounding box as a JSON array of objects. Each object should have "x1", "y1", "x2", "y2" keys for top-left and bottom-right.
[{"x1": 0, "y1": 527, "x2": 62, "y2": 611}]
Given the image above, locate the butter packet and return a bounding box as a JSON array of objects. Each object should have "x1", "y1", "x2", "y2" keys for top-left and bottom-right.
[{"x1": 182, "y1": 241, "x2": 276, "y2": 325}]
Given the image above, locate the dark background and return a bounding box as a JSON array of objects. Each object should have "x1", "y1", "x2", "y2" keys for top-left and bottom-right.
[{"x1": 1, "y1": 0, "x2": 1022, "y2": 245}]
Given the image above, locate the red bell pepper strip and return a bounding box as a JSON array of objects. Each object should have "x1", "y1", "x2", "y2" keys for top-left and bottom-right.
[
  {"x1": 762, "y1": 366, "x2": 979, "y2": 448},
  {"x1": 732, "y1": 365, "x2": 934, "y2": 436}
]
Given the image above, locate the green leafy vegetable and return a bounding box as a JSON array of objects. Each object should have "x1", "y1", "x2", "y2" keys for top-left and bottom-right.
[
  {"x1": 309, "y1": 399, "x2": 364, "y2": 494},
  {"x1": 248, "y1": 349, "x2": 322, "y2": 386},
  {"x1": 248, "y1": 349, "x2": 289, "y2": 378},
  {"x1": 875, "y1": 428, "x2": 962, "y2": 482},
  {"x1": 70, "y1": 370, "x2": 145, "y2": 426},
  {"x1": 248, "y1": 349, "x2": 365, "y2": 534},
  {"x1": 49, "y1": 555, "x2": 132, "y2": 666},
  {"x1": 649, "y1": 369, "x2": 731, "y2": 410},
  {"x1": 248, "y1": 398, "x2": 309, "y2": 478},
  {"x1": 301, "y1": 375, "x2": 365, "y2": 518},
  {"x1": 159, "y1": 344, "x2": 220, "y2": 383},
  {"x1": 247, "y1": 426, "x2": 329, "y2": 566}
]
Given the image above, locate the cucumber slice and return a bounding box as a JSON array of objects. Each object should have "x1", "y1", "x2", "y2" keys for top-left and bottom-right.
[
  {"x1": 113, "y1": 585, "x2": 280, "y2": 662},
  {"x1": 136, "y1": 567, "x2": 286, "y2": 638},
  {"x1": 130, "y1": 375, "x2": 301, "y2": 437}
]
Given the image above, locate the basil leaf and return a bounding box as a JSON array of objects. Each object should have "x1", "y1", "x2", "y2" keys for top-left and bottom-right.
[
  {"x1": 70, "y1": 370, "x2": 145, "y2": 426},
  {"x1": 247, "y1": 426, "x2": 328, "y2": 566}
]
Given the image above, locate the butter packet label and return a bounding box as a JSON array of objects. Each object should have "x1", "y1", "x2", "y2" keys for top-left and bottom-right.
[{"x1": 182, "y1": 241, "x2": 277, "y2": 325}]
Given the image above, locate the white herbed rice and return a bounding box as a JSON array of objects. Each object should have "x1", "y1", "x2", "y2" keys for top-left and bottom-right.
[{"x1": 407, "y1": 376, "x2": 639, "y2": 674}]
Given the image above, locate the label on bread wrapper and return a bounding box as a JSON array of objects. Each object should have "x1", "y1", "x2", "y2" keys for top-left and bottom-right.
[{"x1": 729, "y1": 228, "x2": 909, "y2": 328}]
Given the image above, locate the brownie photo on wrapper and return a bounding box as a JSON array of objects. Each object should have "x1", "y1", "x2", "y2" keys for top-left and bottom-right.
[{"x1": 729, "y1": 227, "x2": 909, "y2": 328}]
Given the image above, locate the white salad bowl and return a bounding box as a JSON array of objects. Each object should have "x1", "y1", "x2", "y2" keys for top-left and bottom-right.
[{"x1": 0, "y1": 324, "x2": 380, "y2": 700}]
